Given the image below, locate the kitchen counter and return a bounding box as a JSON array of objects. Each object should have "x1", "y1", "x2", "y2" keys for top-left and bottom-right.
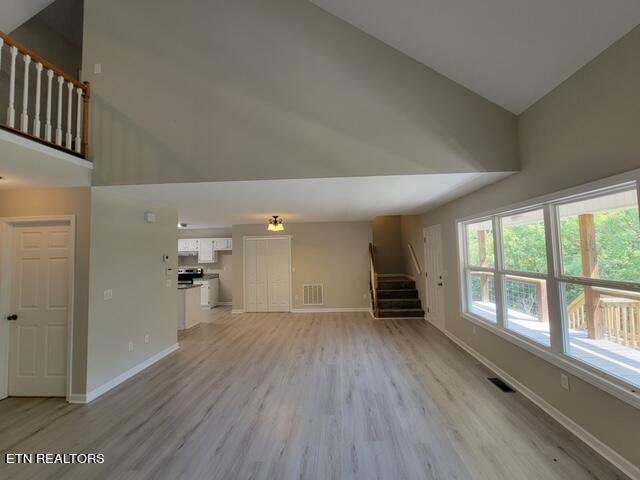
[
  {"x1": 178, "y1": 286, "x2": 208, "y2": 330},
  {"x1": 178, "y1": 284, "x2": 201, "y2": 290}
]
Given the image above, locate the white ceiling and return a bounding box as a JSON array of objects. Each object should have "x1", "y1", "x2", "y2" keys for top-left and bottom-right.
[
  {"x1": 310, "y1": 0, "x2": 640, "y2": 113},
  {"x1": 0, "y1": 0, "x2": 56, "y2": 33},
  {"x1": 106, "y1": 172, "x2": 512, "y2": 227}
]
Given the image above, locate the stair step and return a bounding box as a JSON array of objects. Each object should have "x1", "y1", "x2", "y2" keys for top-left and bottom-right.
[
  {"x1": 377, "y1": 289, "x2": 419, "y2": 299},
  {"x1": 378, "y1": 280, "x2": 415, "y2": 290},
  {"x1": 378, "y1": 308, "x2": 425, "y2": 318},
  {"x1": 378, "y1": 298, "x2": 422, "y2": 309}
]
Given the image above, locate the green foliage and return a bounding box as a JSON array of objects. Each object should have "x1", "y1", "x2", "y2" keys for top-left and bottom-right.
[
  {"x1": 560, "y1": 208, "x2": 640, "y2": 283},
  {"x1": 502, "y1": 223, "x2": 547, "y2": 273}
]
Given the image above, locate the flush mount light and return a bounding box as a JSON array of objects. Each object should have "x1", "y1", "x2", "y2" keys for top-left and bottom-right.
[
  {"x1": 177, "y1": 223, "x2": 188, "y2": 229},
  {"x1": 267, "y1": 215, "x2": 284, "y2": 232}
]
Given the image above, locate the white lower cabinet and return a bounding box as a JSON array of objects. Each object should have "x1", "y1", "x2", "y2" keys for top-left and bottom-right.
[{"x1": 194, "y1": 278, "x2": 219, "y2": 308}]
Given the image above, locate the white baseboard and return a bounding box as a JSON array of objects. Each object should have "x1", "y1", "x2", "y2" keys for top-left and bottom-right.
[
  {"x1": 444, "y1": 331, "x2": 640, "y2": 480},
  {"x1": 290, "y1": 307, "x2": 370, "y2": 313},
  {"x1": 67, "y1": 393, "x2": 87, "y2": 404},
  {"x1": 231, "y1": 309, "x2": 244, "y2": 314},
  {"x1": 83, "y1": 343, "x2": 179, "y2": 404}
]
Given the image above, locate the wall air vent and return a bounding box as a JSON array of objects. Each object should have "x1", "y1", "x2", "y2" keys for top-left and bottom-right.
[
  {"x1": 303, "y1": 284, "x2": 324, "y2": 306},
  {"x1": 488, "y1": 377, "x2": 516, "y2": 393}
]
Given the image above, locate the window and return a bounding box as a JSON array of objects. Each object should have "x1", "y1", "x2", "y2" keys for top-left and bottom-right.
[
  {"x1": 464, "y1": 220, "x2": 496, "y2": 322},
  {"x1": 458, "y1": 174, "x2": 640, "y2": 397},
  {"x1": 500, "y1": 209, "x2": 550, "y2": 345}
]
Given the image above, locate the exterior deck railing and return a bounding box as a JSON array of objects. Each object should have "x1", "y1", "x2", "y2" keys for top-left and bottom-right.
[
  {"x1": 568, "y1": 290, "x2": 640, "y2": 348},
  {"x1": 0, "y1": 31, "x2": 90, "y2": 159}
]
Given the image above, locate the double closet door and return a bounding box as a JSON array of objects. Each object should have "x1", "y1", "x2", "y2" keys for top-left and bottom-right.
[{"x1": 244, "y1": 237, "x2": 291, "y2": 312}]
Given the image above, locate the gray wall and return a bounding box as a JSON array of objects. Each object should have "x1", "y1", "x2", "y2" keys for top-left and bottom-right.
[
  {"x1": 372, "y1": 216, "x2": 403, "y2": 274},
  {"x1": 82, "y1": 0, "x2": 518, "y2": 186},
  {"x1": 86, "y1": 188, "x2": 178, "y2": 392},
  {"x1": 233, "y1": 222, "x2": 372, "y2": 311},
  {"x1": 0, "y1": 187, "x2": 91, "y2": 395},
  {"x1": 402, "y1": 26, "x2": 640, "y2": 469},
  {"x1": 178, "y1": 228, "x2": 233, "y2": 304}
]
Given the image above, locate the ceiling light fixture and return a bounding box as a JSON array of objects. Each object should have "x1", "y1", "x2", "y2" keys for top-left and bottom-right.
[
  {"x1": 267, "y1": 215, "x2": 284, "y2": 232},
  {"x1": 177, "y1": 223, "x2": 188, "y2": 229}
]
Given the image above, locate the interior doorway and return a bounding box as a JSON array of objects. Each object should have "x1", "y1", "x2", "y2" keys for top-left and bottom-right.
[{"x1": 0, "y1": 217, "x2": 75, "y2": 400}]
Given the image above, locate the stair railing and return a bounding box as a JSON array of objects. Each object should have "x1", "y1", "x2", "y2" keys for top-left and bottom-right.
[
  {"x1": 369, "y1": 243, "x2": 379, "y2": 318},
  {"x1": 408, "y1": 243, "x2": 421, "y2": 275},
  {"x1": 0, "y1": 31, "x2": 91, "y2": 158}
]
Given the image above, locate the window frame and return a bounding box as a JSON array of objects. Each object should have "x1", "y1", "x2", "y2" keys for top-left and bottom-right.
[{"x1": 456, "y1": 168, "x2": 640, "y2": 409}]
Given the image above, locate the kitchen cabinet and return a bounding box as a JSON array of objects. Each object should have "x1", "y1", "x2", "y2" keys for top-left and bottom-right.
[
  {"x1": 213, "y1": 238, "x2": 233, "y2": 250},
  {"x1": 197, "y1": 239, "x2": 218, "y2": 263},
  {"x1": 178, "y1": 239, "x2": 199, "y2": 252},
  {"x1": 193, "y1": 278, "x2": 219, "y2": 308}
]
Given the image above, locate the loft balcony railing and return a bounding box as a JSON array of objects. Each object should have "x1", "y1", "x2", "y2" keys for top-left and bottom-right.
[{"x1": 0, "y1": 31, "x2": 90, "y2": 159}]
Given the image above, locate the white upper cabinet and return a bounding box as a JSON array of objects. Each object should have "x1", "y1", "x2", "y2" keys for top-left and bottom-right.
[
  {"x1": 178, "y1": 238, "x2": 199, "y2": 252},
  {"x1": 213, "y1": 238, "x2": 232, "y2": 250},
  {"x1": 198, "y1": 238, "x2": 217, "y2": 263}
]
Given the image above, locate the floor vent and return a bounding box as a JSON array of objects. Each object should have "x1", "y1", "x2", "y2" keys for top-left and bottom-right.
[
  {"x1": 303, "y1": 284, "x2": 324, "y2": 305},
  {"x1": 488, "y1": 377, "x2": 516, "y2": 393}
]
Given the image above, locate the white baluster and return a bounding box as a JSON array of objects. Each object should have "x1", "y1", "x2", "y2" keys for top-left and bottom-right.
[
  {"x1": 20, "y1": 54, "x2": 31, "y2": 133},
  {"x1": 7, "y1": 46, "x2": 18, "y2": 128},
  {"x1": 45, "y1": 70, "x2": 54, "y2": 142},
  {"x1": 33, "y1": 63, "x2": 43, "y2": 138},
  {"x1": 65, "y1": 82, "x2": 73, "y2": 149},
  {"x1": 75, "y1": 88, "x2": 83, "y2": 153},
  {"x1": 55, "y1": 75, "x2": 64, "y2": 145}
]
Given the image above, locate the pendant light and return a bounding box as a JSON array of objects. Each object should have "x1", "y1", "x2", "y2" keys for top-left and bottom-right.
[{"x1": 267, "y1": 215, "x2": 284, "y2": 232}]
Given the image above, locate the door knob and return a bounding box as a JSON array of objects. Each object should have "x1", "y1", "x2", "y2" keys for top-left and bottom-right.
[
  {"x1": 437, "y1": 282, "x2": 443, "y2": 286},
  {"x1": 7, "y1": 314, "x2": 18, "y2": 321}
]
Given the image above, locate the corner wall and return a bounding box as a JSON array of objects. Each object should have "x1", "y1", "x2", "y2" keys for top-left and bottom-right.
[
  {"x1": 232, "y1": 222, "x2": 372, "y2": 311},
  {"x1": 402, "y1": 25, "x2": 640, "y2": 470},
  {"x1": 372, "y1": 216, "x2": 403, "y2": 274},
  {"x1": 86, "y1": 188, "x2": 178, "y2": 394}
]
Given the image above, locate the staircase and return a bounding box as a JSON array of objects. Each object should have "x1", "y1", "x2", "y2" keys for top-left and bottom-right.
[
  {"x1": 369, "y1": 242, "x2": 424, "y2": 319},
  {"x1": 375, "y1": 275, "x2": 424, "y2": 318}
]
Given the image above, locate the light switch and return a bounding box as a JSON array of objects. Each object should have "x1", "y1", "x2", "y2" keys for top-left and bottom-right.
[
  {"x1": 166, "y1": 279, "x2": 172, "y2": 288},
  {"x1": 104, "y1": 289, "x2": 113, "y2": 300},
  {"x1": 94, "y1": 63, "x2": 102, "y2": 74},
  {"x1": 560, "y1": 373, "x2": 570, "y2": 391}
]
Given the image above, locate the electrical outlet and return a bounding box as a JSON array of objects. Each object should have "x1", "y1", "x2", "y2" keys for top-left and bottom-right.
[
  {"x1": 472, "y1": 325, "x2": 477, "y2": 335},
  {"x1": 144, "y1": 334, "x2": 150, "y2": 344},
  {"x1": 128, "y1": 341, "x2": 134, "y2": 352},
  {"x1": 560, "y1": 373, "x2": 570, "y2": 391},
  {"x1": 104, "y1": 289, "x2": 113, "y2": 300}
]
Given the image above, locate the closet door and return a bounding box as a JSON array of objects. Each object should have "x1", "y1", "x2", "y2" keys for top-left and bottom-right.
[
  {"x1": 245, "y1": 239, "x2": 269, "y2": 312},
  {"x1": 267, "y1": 238, "x2": 291, "y2": 312}
]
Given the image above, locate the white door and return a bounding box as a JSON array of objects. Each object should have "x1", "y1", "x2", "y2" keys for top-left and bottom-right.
[
  {"x1": 424, "y1": 225, "x2": 445, "y2": 331},
  {"x1": 267, "y1": 238, "x2": 291, "y2": 312},
  {"x1": 8, "y1": 224, "x2": 71, "y2": 397},
  {"x1": 244, "y1": 237, "x2": 290, "y2": 312},
  {"x1": 245, "y1": 238, "x2": 269, "y2": 312}
]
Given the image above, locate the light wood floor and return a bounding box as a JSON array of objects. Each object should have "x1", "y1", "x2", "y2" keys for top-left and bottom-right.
[{"x1": 0, "y1": 310, "x2": 630, "y2": 480}]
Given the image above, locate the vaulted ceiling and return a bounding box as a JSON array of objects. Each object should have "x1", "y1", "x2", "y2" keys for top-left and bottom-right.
[
  {"x1": 310, "y1": 0, "x2": 640, "y2": 113},
  {"x1": 0, "y1": 0, "x2": 56, "y2": 33}
]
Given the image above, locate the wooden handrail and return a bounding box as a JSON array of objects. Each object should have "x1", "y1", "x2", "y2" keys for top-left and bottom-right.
[
  {"x1": 408, "y1": 243, "x2": 421, "y2": 275},
  {"x1": 369, "y1": 243, "x2": 379, "y2": 318},
  {"x1": 0, "y1": 32, "x2": 84, "y2": 88},
  {"x1": 0, "y1": 31, "x2": 90, "y2": 159}
]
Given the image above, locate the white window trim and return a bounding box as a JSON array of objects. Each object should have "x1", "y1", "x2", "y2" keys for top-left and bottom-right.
[{"x1": 456, "y1": 167, "x2": 640, "y2": 410}]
